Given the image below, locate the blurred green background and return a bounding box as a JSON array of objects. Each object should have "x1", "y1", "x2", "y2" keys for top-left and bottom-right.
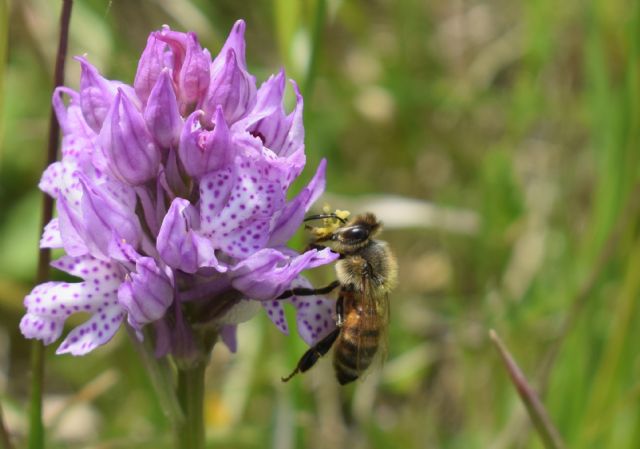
[{"x1": 2, "y1": 0, "x2": 640, "y2": 448}]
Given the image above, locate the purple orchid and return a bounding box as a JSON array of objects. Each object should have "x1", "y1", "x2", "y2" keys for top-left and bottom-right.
[{"x1": 20, "y1": 20, "x2": 339, "y2": 360}]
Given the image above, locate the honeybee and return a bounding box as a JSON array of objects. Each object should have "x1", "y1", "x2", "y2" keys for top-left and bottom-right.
[{"x1": 278, "y1": 211, "x2": 398, "y2": 385}]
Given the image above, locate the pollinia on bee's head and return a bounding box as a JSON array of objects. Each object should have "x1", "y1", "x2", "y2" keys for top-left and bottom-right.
[{"x1": 307, "y1": 212, "x2": 382, "y2": 255}]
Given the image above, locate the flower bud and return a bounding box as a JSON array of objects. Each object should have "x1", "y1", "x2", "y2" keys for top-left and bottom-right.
[
  {"x1": 134, "y1": 34, "x2": 168, "y2": 104},
  {"x1": 212, "y1": 20, "x2": 248, "y2": 73},
  {"x1": 156, "y1": 29, "x2": 211, "y2": 106},
  {"x1": 76, "y1": 56, "x2": 117, "y2": 132},
  {"x1": 144, "y1": 69, "x2": 183, "y2": 148},
  {"x1": 201, "y1": 49, "x2": 256, "y2": 126},
  {"x1": 99, "y1": 89, "x2": 160, "y2": 185}
]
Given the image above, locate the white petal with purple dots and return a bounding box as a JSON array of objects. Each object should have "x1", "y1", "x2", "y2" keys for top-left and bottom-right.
[{"x1": 20, "y1": 255, "x2": 124, "y2": 354}]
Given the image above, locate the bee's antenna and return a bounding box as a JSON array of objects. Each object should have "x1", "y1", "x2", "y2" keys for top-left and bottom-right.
[{"x1": 304, "y1": 213, "x2": 347, "y2": 224}]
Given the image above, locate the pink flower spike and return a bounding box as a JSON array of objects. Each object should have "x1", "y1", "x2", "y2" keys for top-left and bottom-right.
[{"x1": 21, "y1": 20, "x2": 338, "y2": 358}]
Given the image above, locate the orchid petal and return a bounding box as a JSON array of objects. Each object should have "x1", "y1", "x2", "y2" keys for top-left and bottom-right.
[
  {"x1": 157, "y1": 198, "x2": 224, "y2": 273},
  {"x1": 40, "y1": 218, "x2": 63, "y2": 249},
  {"x1": 134, "y1": 34, "x2": 169, "y2": 104},
  {"x1": 268, "y1": 159, "x2": 326, "y2": 246},
  {"x1": 144, "y1": 69, "x2": 183, "y2": 148},
  {"x1": 288, "y1": 277, "x2": 336, "y2": 345},
  {"x1": 98, "y1": 89, "x2": 160, "y2": 185},
  {"x1": 178, "y1": 106, "x2": 234, "y2": 178},
  {"x1": 229, "y1": 247, "x2": 339, "y2": 300},
  {"x1": 201, "y1": 48, "x2": 256, "y2": 126},
  {"x1": 118, "y1": 257, "x2": 174, "y2": 329},
  {"x1": 20, "y1": 255, "x2": 124, "y2": 355},
  {"x1": 199, "y1": 155, "x2": 285, "y2": 258}
]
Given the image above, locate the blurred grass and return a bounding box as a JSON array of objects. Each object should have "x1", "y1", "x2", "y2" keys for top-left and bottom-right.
[{"x1": 2, "y1": 0, "x2": 640, "y2": 448}]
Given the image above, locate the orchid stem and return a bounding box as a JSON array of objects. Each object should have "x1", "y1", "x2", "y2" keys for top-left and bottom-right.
[
  {"x1": 29, "y1": 1, "x2": 73, "y2": 448},
  {"x1": 176, "y1": 363, "x2": 206, "y2": 449},
  {"x1": 126, "y1": 326, "x2": 184, "y2": 426},
  {"x1": 27, "y1": 342, "x2": 45, "y2": 449}
]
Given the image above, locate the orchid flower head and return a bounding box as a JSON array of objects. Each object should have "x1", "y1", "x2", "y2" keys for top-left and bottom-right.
[{"x1": 21, "y1": 20, "x2": 338, "y2": 361}]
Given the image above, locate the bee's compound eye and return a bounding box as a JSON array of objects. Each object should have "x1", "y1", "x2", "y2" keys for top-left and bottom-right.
[{"x1": 341, "y1": 226, "x2": 368, "y2": 242}]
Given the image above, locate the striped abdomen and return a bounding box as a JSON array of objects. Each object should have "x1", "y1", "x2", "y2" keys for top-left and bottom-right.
[{"x1": 333, "y1": 308, "x2": 380, "y2": 385}]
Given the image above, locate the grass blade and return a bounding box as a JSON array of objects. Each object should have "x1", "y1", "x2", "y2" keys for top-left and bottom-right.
[{"x1": 489, "y1": 329, "x2": 566, "y2": 449}]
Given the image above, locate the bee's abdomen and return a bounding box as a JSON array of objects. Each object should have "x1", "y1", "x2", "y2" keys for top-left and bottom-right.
[{"x1": 333, "y1": 311, "x2": 380, "y2": 385}]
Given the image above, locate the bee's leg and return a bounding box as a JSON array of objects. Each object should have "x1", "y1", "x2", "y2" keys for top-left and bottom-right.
[
  {"x1": 301, "y1": 242, "x2": 326, "y2": 252},
  {"x1": 277, "y1": 280, "x2": 341, "y2": 300},
  {"x1": 281, "y1": 328, "x2": 340, "y2": 382},
  {"x1": 336, "y1": 295, "x2": 345, "y2": 327}
]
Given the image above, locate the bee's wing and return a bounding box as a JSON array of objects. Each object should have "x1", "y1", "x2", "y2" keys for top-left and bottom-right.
[
  {"x1": 359, "y1": 272, "x2": 390, "y2": 371},
  {"x1": 378, "y1": 290, "x2": 390, "y2": 365}
]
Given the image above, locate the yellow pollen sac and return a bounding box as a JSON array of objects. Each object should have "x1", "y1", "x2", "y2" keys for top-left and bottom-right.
[{"x1": 309, "y1": 208, "x2": 351, "y2": 239}]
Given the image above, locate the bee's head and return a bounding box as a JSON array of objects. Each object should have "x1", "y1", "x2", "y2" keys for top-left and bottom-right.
[{"x1": 311, "y1": 213, "x2": 381, "y2": 254}]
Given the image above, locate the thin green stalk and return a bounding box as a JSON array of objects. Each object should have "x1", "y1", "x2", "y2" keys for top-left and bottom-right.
[
  {"x1": 303, "y1": 0, "x2": 327, "y2": 99},
  {"x1": 490, "y1": 330, "x2": 566, "y2": 449},
  {"x1": 0, "y1": 0, "x2": 8, "y2": 148},
  {"x1": 176, "y1": 363, "x2": 206, "y2": 449},
  {"x1": 29, "y1": 1, "x2": 73, "y2": 448},
  {"x1": 27, "y1": 342, "x2": 45, "y2": 449}
]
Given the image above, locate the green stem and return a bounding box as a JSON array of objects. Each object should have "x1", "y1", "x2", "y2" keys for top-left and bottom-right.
[
  {"x1": 27, "y1": 342, "x2": 44, "y2": 449},
  {"x1": 303, "y1": 0, "x2": 327, "y2": 99},
  {"x1": 127, "y1": 327, "x2": 184, "y2": 426},
  {"x1": 176, "y1": 363, "x2": 206, "y2": 449},
  {"x1": 28, "y1": 1, "x2": 73, "y2": 448}
]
